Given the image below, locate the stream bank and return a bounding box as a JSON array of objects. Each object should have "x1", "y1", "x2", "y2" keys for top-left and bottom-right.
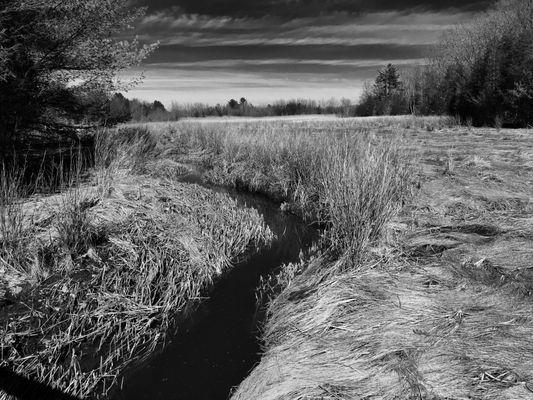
[
  {"x1": 0, "y1": 171, "x2": 273, "y2": 399},
  {"x1": 116, "y1": 169, "x2": 320, "y2": 400}
]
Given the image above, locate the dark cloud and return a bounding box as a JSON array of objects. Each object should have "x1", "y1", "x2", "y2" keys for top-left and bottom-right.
[
  {"x1": 142, "y1": 59, "x2": 422, "y2": 79},
  {"x1": 137, "y1": 0, "x2": 494, "y2": 17},
  {"x1": 126, "y1": 0, "x2": 494, "y2": 104},
  {"x1": 147, "y1": 43, "x2": 432, "y2": 63}
]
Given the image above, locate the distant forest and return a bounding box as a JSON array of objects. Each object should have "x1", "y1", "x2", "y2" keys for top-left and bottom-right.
[
  {"x1": 356, "y1": 0, "x2": 533, "y2": 127},
  {"x1": 1, "y1": 0, "x2": 532, "y2": 151},
  {"x1": 115, "y1": 0, "x2": 533, "y2": 127},
  {"x1": 106, "y1": 95, "x2": 355, "y2": 123}
]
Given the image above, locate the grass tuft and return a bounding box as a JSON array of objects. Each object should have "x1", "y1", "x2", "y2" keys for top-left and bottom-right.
[
  {"x1": 142, "y1": 120, "x2": 413, "y2": 266},
  {"x1": 1, "y1": 131, "x2": 272, "y2": 399},
  {"x1": 0, "y1": 163, "x2": 32, "y2": 279}
]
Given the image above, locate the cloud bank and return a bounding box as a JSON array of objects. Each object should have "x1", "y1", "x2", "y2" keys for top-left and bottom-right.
[{"x1": 124, "y1": 0, "x2": 495, "y2": 105}]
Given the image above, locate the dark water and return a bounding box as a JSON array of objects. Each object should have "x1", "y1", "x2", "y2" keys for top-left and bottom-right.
[
  {"x1": 0, "y1": 367, "x2": 80, "y2": 400},
  {"x1": 1, "y1": 138, "x2": 95, "y2": 188},
  {"x1": 116, "y1": 170, "x2": 319, "y2": 400}
]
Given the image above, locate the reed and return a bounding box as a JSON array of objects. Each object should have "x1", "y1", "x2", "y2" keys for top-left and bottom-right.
[{"x1": 225, "y1": 120, "x2": 533, "y2": 400}]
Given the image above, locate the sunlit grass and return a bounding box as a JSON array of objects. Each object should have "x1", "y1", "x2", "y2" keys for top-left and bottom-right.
[{"x1": 142, "y1": 117, "x2": 415, "y2": 266}]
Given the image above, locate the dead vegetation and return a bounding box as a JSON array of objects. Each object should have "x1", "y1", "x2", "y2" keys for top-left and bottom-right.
[
  {"x1": 2, "y1": 116, "x2": 531, "y2": 400},
  {"x1": 198, "y1": 120, "x2": 532, "y2": 400},
  {"x1": 139, "y1": 119, "x2": 414, "y2": 267},
  {"x1": 0, "y1": 129, "x2": 272, "y2": 398}
]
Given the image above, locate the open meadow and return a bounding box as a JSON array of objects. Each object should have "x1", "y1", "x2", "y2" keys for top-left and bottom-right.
[
  {"x1": 3, "y1": 0, "x2": 533, "y2": 399},
  {"x1": 137, "y1": 115, "x2": 533, "y2": 399},
  {"x1": 1, "y1": 115, "x2": 532, "y2": 399}
]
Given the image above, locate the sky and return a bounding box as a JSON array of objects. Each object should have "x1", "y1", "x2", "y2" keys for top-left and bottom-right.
[{"x1": 123, "y1": 0, "x2": 495, "y2": 107}]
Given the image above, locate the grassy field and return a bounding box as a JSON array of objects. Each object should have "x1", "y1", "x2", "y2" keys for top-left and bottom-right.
[
  {"x1": 1, "y1": 115, "x2": 532, "y2": 399},
  {"x1": 134, "y1": 116, "x2": 533, "y2": 399},
  {"x1": 133, "y1": 116, "x2": 457, "y2": 258},
  {"x1": 227, "y1": 121, "x2": 533, "y2": 399}
]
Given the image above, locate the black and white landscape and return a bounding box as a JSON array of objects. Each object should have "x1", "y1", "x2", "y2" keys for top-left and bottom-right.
[{"x1": 1, "y1": 1, "x2": 533, "y2": 399}]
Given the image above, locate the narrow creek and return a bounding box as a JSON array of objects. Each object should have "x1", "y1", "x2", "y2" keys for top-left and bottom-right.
[{"x1": 115, "y1": 169, "x2": 320, "y2": 400}]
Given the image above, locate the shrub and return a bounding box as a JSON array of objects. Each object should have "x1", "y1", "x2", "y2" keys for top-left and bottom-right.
[{"x1": 0, "y1": 0, "x2": 155, "y2": 143}]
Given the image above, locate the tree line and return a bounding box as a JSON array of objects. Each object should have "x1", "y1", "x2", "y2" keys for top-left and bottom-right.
[
  {"x1": 108, "y1": 95, "x2": 354, "y2": 122},
  {"x1": 121, "y1": 0, "x2": 533, "y2": 127},
  {"x1": 355, "y1": 0, "x2": 533, "y2": 127},
  {"x1": 1, "y1": 0, "x2": 531, "y2": 147}
]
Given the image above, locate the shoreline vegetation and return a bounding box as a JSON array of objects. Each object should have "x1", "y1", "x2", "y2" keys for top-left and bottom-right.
[
  {"x1": 227, "y1": 119, "x2": 533, "y2": 399},
  {"x1": 1, "y1": 115, "x2": 532, "y2": 399},
  {"x1": 139, "y1": 117, "x2": 416, "y2": 262},
  {"x1": 137, "y1": 116, "x2": 533, "y2": 399},
  {"x1": 0, "y1": 130, "x2": 273, "y2": 398},
  {"x1": 1, "y1": 115, "x2": 416, "y2": 398}
]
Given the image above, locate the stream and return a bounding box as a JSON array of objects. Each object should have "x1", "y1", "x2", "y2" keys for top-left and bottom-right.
[{"x1": 115, "y1": 170, "x2": 319, "y2": 400}]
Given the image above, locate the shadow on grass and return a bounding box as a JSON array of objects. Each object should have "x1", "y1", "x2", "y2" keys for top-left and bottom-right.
[{"x1": 0, "y1": 367, "x2": 80, "y2": 400}]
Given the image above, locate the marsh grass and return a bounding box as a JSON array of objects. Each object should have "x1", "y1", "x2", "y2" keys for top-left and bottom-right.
[
  {"x1": 54, "y1": 154, "x2": 99, "y2": 259},
  {"x1": 0, "y1": 163, "x2": 32, "y2": 278},
  {"x1": 93, "y1": 127, "x2": 157, "y2": 188},
  {"x1": 1, "y1": 129, "x2": 272, "y2": 399},
  {"x1": 1, "y1": 148, "x2": 97, "y2": 274},
  {"x1": 317, "y1": 135, "x2": 411, "y2": 262},
  {"x1": 0, "y1": 116, "x2": 456, "y2": 398},
  {"x1": 144, "y1": 120, "x2": 413, "y2": 266},
  {"x1": 230, "y1": 121, "x2": 533, "y2": 400},
  {"x1": 443, "y1": 148, "x2": 456, "y2": 175}
]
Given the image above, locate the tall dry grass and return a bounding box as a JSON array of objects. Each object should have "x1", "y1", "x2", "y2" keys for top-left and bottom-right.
[
  {"x1": 0, "y1": 164, "x2": 31, "y2": 278},
  {"x1": 0, "y1": 150, "x2": 96, "y2": 280},
  {"x1": 229, "y1": 120, "x2": 533, "y2": 400},
  {"x1": 0, "y1": 116, "x2": 419, "y2": 397},
  {"x1": 144, "y1": 120, "x2": 413, "y2": 266},
  {"x1": 318, "y1": 136, "x2": 410, "y2": 261},
  {"x1": 1, "y1": 128, "x2": 273, "y2": 399}
]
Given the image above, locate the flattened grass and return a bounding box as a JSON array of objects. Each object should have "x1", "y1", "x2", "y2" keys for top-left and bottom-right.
[
  {"x1": 134, "y1": 118, "x2": 533, "y2": 400},
  {"x1": 227, "y1": 122, "x2": 533, "y2": 400}
]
